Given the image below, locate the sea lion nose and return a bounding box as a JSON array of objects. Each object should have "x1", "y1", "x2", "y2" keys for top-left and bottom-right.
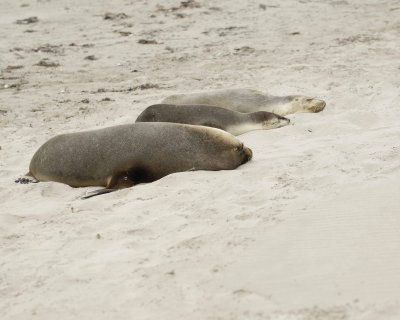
[
  {"x1": 280, "y1": 116, "x2": 290, "y2": 124},
  {"x1": 242, "y1": 146, "x2": 253, "y2": 163},
  {"x1": 315, "y1": 99, "x2": 326, "y2": 112}
]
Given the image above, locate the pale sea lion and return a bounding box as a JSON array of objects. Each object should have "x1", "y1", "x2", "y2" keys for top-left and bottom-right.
[
  {"x1": 26, "y1": 123, "x2": 252, "y2": 198},
  {"x1": 162, "y1": 89, "x2": 326, "y2": 116},
  {"x1": 135, "y1": 104, "x2": 290, "y2": 136}
]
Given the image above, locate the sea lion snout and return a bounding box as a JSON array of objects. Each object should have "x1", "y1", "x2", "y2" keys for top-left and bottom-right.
[
  {"x1": 309, "y1": 98, "x2": 326, "y2": 113},
  {"x1": 262, "y1": 114, "x2": 290, "y2": 129},
  {"x1": 280, "y1": 115, "x2": 290, "y2": 122},
  {"x1": 320, "y1": 100, "x2": 326, "y2": 110},
  {"x1": 241, "y1": 146, "x2": 253, "y2": 163},
  {"x1": 278, "y1": 115, "x2": 290, "y2": 125}
]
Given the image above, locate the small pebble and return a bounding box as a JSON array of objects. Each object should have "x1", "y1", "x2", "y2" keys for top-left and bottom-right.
[
  {"x1": 15, "y1": 16, "x2": 38, "y2": 24},
  {"x1": 84, "y1": 55, "x2": 97, "y2": 61}
]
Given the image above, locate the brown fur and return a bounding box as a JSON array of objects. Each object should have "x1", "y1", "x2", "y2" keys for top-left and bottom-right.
[
  {"x1": 162, "y1": 89, "x2": 326, "y2": 116},
  {"x1": 136, "y1": 104, "x2": 290, "y2": 135},
  {"x1": 28, "y1": 123, "x2": 252, "y2": 191}
]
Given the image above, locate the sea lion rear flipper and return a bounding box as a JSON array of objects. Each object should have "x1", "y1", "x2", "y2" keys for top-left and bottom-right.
[{"x1": 15, "y1": 175, "x2": 39, "y2": 184}]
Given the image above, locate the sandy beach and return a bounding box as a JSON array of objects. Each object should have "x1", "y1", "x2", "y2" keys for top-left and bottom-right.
[{"x1": 1, "y1": 0, "x2": 399, "y2": 319}]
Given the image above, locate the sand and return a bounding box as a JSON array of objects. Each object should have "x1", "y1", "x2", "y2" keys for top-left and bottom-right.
[{"x1": 1, "y1": 0, "x2": 399, "y2": 319}]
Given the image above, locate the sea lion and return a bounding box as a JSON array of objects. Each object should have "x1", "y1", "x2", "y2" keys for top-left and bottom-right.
[
  {"x1": 162, "y1": 89, "x2": 326, "y2": 116},
  {"x1": 135, "y1": 104, "x2": 290, "y2": 135},
  {"x1": 26, "y1": 122, "x2": 252, "y2": 198}
]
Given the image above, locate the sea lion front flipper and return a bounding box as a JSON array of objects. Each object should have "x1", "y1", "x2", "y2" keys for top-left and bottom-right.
[
  {"x1": 81, "y1": 188, "x2": 116, "y2": 199},
  {"x1": 107, "y1": 171, "x2": 136, "y2": 189},
  {"x1": 81, "y1": 172, "x2": 136, "y2": 200}
]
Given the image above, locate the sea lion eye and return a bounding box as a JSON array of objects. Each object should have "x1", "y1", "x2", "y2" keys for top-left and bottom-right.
[{"x1": 234, "y1": 143, "x2": 244, "y2": 151}]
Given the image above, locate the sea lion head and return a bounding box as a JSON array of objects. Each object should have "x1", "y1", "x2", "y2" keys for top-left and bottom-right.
[
  {"x1": 210, "y1": 134, "x2": 253, "y2": 167},
  {"x1": 289, "y1": 96, "x2": 326, "y2": 113},
  {"x1": 232, "y1": 142, "x2": 253, "y2": 165},
  {"x1": 258, "y1": 112, "x2": 290, "y2": 129},
  {"x1": 247, "y1": 111, "x2": 290, "y2": 131},
  {"x1": 190, "y1": 126, "x2": 253, "y2": 169}
]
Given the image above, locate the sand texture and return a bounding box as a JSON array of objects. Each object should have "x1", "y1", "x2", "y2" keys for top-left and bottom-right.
[{"x1": 1, "y1": 0, "x2": 399, "y2": 319}]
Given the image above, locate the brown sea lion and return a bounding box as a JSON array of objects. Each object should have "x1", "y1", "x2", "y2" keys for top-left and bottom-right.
[
  {"x1": 136, "y1": 104, "x2": 290, "y2": 135},
  {"x1": 26, "y1": 123, "x2": 252, "y2": 198},
  {"x1": 162, "y1": 89, "x2": 326, "y2": 116}
]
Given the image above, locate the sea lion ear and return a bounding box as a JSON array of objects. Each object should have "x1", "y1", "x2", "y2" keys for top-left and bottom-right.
[{"x1": 233, "y1": 143, "x2": 244, "y2": 151}]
